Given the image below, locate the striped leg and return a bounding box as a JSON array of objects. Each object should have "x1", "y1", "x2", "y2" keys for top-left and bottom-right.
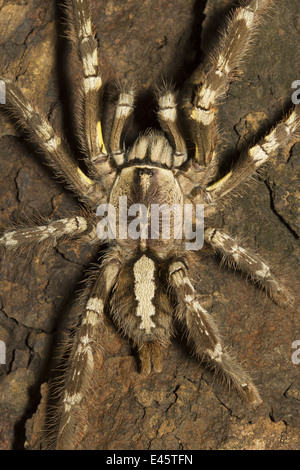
[
  {"x1": 156, "y1": 88, "x2": 188, "y2": 167},
  {"x1": 182, "y1": 0, "x2": 272, "y2": 171},
  {"x1": 0, "y1": 216, "x2": 91, "y2": 250},
  {"x1": 1, "y1": 79, "x2": 105, "y2": 207},
  {"x1": 205, "y1": 228, "x2": 292, "y2": 306},
  {"x1": 110, "y1": 88, "x2": 135, "y2": 166},
  {"x1": 168, "y1": 260, "x2": 262, "y2": 407},
  {"x1": 204, "y1": 107, "x2": 300, "y2": 202},
  {"x1": 65, "y1": 0, "x2": 116, "y2": 181},
  {"x1": 55, "y1": 257, "x2": 120, "y2": 450}
]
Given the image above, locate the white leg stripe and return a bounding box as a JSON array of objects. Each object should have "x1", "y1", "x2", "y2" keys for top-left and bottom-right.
[
  {"x1": 84, "y1": 76, "x2": 102, "y2": 94},
  {"x1": 86, "y1": 297, "x2": 104, "y2": 315},
  {"x1": 191, "y1": 107, "x2": 215, "y2": 125},
  {"x1": 236, "y1": 8, "x2": 254, "y2": 28},
  {"x1": 44, "y1": 136, "x2": 61, "y2": 151},
  {"x1": 82, "y1": 50, "x2": 98, "y2": 76},
  {"x1": 209, "y1": 343, "x2": 223, "y2": 361},
  {"x1": 249, "y1": 145, "x2": 269, "y2": 165}
]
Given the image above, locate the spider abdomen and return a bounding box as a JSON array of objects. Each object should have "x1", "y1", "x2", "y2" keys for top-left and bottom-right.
[{"x1": 110, "y1": 253, "x2": 173, "y2": 354}]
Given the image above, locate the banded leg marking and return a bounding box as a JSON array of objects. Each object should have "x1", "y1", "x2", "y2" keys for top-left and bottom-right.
[
  {"x1": 205, "y1": 228, "x2": 292, "y2": 306},
  {"x1": 157, "y1": 89, "x2": 187, "y2": 167},
  {"x1": 0, "y1": 217, "x2": 89, "y2": 249},
  {"x1": 66, "y1": 0, "x2": 116, "y2": 182},
  {"x1": 110, "y1": 90, "x2": 135, "y2": 166},
  {"x1": 168, "y1": 260, "x2": 262, "y2": 407},
  {"x1": 182, "y1": 0, "x2": 273, "y2": 170},
  {"x1": 1, "y1": 78, "x2": 105, "y2": 207},
  {"x1": 56, "y1": 258, "x2": 120, "y2": 450},
  {"x1": 205, "y1": 107, "x2": 300, "y2": 201}
]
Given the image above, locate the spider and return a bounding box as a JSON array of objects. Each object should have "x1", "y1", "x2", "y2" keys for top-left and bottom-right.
[{"x1": 0, "y1": 0, "x2": 299, "y2": 450}]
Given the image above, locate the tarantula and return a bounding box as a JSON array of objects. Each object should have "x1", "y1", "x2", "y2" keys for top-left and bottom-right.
[{"x1": 0, "y1": 0, "x2": 299, "y2": 450}]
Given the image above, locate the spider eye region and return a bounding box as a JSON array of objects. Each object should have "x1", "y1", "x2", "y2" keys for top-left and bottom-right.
[
  {"x1": 138, "y1": 168, "x2": 153, "y2": 177},
  {"x1": 110, "y1": 166, "x2": 183, "y2": 208}
]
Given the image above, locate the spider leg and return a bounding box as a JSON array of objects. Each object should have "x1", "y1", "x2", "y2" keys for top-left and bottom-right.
[
  {"x1": 0, "y1": 216, "x2": 95, "y2": 250},
  {"x1": 0, "y1": 79, "x2": 105, "y2": 208},
  {"x1": 168, "y1": 260, "x2": 262, "y2": 407},
  {"x1": 205, "y1": 228, "x2": 292, "y2": 306},
  {"x1": 156, "y1": 87, "x2": 188, "y2": 167},
  {"x1": 109, "y1": 87, "x2": 135, "y2": 166},
  {"x1": 65, "y1": 0, "x2": 116, "y2": 183},
  {"x1": 204, "y1": 107, "x2": 300, "y2": 202},
  {"x1": 181, "y1": 0, "x2": 272, "y2": 173},
  {"x1": 55, "y1": 256, "x2": 121, "y2": 450}
]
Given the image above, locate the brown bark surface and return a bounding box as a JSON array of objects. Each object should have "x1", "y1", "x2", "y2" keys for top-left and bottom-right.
[{"x1": 0, "y1": 0, "x2": 299, "y2": 450}]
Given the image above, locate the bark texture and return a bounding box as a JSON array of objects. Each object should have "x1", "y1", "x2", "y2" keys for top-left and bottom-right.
[{"x1": 0, "y1": 0, "x2": 299, "y2": 450}]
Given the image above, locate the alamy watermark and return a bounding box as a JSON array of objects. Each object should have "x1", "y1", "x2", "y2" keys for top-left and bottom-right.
[
  {"x1": 96, "y1": 197, "x2": 204, "y2": 250},
  {"x1": 292, "y1": 340, "x2": 300, "y2": 365},
  {"x1": 0, "y1": 340, "x2": 6, "y2": 365},
  {"x1": 292, "y1": 80, "x2": 300, "y2": 105},
  {"x1": 0, "y1": 80, "x2": 6, "y2": 105}
]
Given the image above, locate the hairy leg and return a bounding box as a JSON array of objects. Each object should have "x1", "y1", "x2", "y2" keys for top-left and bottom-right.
[
  {"x1": 0, "y1": 216, "x2": 93, "y2": 250},
  {"x1": 181, "y1": 0, "x2": 272, "y2": 173},
  {"x1": 65, "y1": 0, "x2": 116, "y2": 184},
  {"x1": 205, "y1": 107, "x2": 300, "y2": 202},
  {"x1": 0, "y1": 78, "x2": 105, "y2": 207},
  {"x1": 109, "y1": 87, "x2": 135, "y2": 166},
  {"x1": 54, "y1": 256, "x2": 120, "y2": 450},
  {"x1": 156, "y1": 87, "x2": 188, "y2": 167},
  {"x1": 205, "y1": 228, "x2": 293, "y2": 306},
  {"x1": 168, "y1": 260, "x2": 262, "y2": 407}
]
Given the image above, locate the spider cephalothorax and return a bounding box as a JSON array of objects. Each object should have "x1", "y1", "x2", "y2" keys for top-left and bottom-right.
[{"x1": 0, "y1": 0, "x2": 299, "y2": 450}]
